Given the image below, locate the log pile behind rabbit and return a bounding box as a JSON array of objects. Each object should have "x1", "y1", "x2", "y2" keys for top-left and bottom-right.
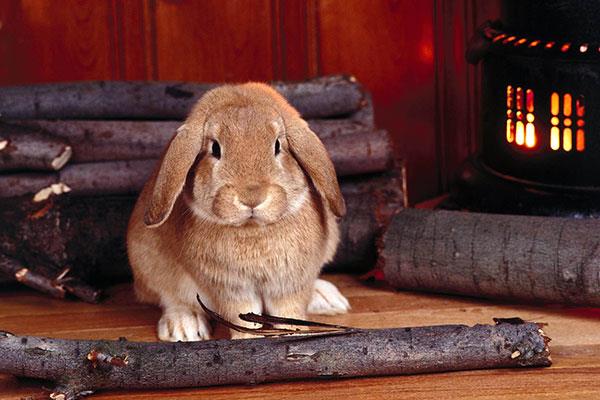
[{"x1": 127, "y1": 83, "x2": 350, "y2": 341}]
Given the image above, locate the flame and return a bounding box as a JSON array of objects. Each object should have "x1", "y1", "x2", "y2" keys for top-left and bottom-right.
[
  {"x1": 576, "y1": 96, "x2": 585, "y2": 117},
  {"x1": 516, "y1": 87, "x2": 523, "y2": 110},
  {"x1": 493, "y1": 34, "x2": 507, "y2": 43},
  {"x1": 506, "y1": 120, "x2": 514, "y2": 143},
  {"x1": 563, "y1": 128, "x2": 572, "y2": 151},
  {"x1": 515, "y1": 121, "x2": 525, "y2": 145},
  {"x1": 576, "y1": 129, "x2": 585, "y2": 152},
  {"x1": 528, "y1": 40, "x2": 541, "y2": 47},
  {"x1": 515, "y1": 38, "x2": 527, "y2": 46},
  {"x1": 550, "y1": 127, "x2": 560, "y2": 150},
  {"x1": 563, "y1": 94, "x2": 572, "y2": 116},
  {"x1": 525, "y1": 123, "x2": 536, "y2": 148},
  {"x1": 526, "y1": 89, "x2": 534, "y2": 112},
  {"x1": 551, "y1": 92, "x2": 559, "y2": 116},
  {"x1": 503, "y1": 36, "x2": 517, "y2": 44}
]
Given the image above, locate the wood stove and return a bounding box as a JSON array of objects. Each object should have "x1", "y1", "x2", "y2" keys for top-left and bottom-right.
[{"x1": 451, "y1": 0, "x2": 600, "y2": 216}]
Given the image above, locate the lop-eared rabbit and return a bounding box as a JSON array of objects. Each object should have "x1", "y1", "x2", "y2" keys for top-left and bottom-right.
[{"x1": 127, "y1": 83, "x2": 350, "y2": 341}]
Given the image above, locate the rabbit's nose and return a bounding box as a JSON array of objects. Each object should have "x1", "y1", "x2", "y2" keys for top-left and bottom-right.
[{"x1": 239, "y1": 185, "x2": 267, "y2": 209}]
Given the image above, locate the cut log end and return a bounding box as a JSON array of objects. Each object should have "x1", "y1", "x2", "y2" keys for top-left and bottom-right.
[
  {"x1": 0, "y1": 139, "x2": 8, "y2": 151},
  {"x1": 33, "y1": 182, "x2": 71, "y2": 202},
  {"x1": 51, "y1": 145, "x2": 73, "y2": 170}
]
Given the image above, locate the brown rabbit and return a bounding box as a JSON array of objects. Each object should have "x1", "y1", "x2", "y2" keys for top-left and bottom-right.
[{"x1": 127, "y1": 83, "x2": 350, "y2": 341}]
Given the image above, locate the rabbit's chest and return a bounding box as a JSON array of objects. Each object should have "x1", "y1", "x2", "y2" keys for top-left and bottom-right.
[{"x1": 193, "y1": 221, "x2": 324, "y2": 282}]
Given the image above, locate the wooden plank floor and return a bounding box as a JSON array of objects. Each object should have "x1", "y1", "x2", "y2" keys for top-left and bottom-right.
[{"x1": 1, "y1": 274, "x2": 599, "y2": 399}]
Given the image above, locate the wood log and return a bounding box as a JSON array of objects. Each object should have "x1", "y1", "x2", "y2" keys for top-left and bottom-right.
[
  {"x1": 9, "y1": 118, "x2": 375, "y2": 163},
  {"x1": 9, "y1": 120, "x2": 178, "y2": 163},
  {"x1": 0, "y1": 253, "x2": 65, "y2": 298},
  {"x1": 0, "y1": 129, "x2": 394, "y2": 199},
  {"x1": 272, "y1": 75, "x2": 366, "y2": 118},
  {"x1": 0, "y1": 196, "x2": 135, "y2": 295},
  {"x1": 0, "y1": 319, "x2": 550, "y2": 399},
  {"x1": 0, "y1": 171, "x2": 404, "y2": 298},
  {"x1": 329, "y1": 129, "x2": 394, "y2": 176},
  {"x1": 330, "y1": 171, "x2": 405, "y2": 271},
  {"x1": 0, "y1": 75, "x2": 364, "y2": 120},
  {"x1": 0, "y1": 160, "x2": 156, "y2": 200},
  {"x1": 0, "y1": 253, "x2": 101, "y2": 303},
  {"x1": 350, "y1": 91, "x2": 375, "y2": 127},
  {"x1": 379, "y1": 209, "x2": 600, "y2": 307},
  {"x1": 0, "y1": 123, "x2": 72, "y2": 171}
]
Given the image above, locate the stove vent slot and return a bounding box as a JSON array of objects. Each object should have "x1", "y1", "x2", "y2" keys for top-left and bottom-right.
[
  {"x1": 550, "y1": 92, "x2": 585, "y2": 152},
  {"x1": 506, "y1": 85, "x2": 536, "y2": 148}
]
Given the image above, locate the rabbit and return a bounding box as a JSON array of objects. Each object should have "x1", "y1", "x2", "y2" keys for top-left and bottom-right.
[{"x1": 127, "y1": 82, "x2": 350, "y2": 341}]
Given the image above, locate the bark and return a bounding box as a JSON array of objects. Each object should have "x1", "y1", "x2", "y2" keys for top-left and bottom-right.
[
  {"x1": 0, "y1": 253, "x2": 100, "y2": 302},
  {"x1": 379, "y1": 209, "x2": 600, "y2": 307},
  {"x1": 0, "y1": 128, "x2": 393, "y2": 199},
  {"x1": 329, "y1": 130, "x2": 394, "y2": 177},
  {"x1": 0, "y1": 160, "x2": 156, "y2": 200},
  {"x1": 0, "y1": 195, "x2": 134, "y2": 300},
  {"x1": 9, "y1": 118, "x2": 375, "y2": 163},
  {"x1": 331, "y1": 171, "x2": 405, "y2": 271},
  {"x1": 0, "y1": 319, "x2": 550, "y2": 399},
  {"x1": 0, "y1": 173, "x2": 57, "y2": 199},
  {"x1": 0, "y1": 75, "x2": 364, "y2": 120},
  {"x1": 0, "y1": 252, "x2": 65, "y2": 298},
  {"x1": 272, "y1": 75, "x2": 366, "y2": 118},
  {"x1": 349, "y1": 91, "x2": 374, "y2": 127},
  {"x1": 0, "y1": 171, "x2": 404, "y2": 297},
  {"x1": 0, "y1": 123, "x2": 72, "y2": 171}
]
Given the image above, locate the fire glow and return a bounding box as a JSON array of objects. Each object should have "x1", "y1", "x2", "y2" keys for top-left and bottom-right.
[
  {"x1": 506, "y1": 86, "x2": 585, "y2": 152},
  {"x1": 506, "y1": 85, "x2": 536, "y2": 148}
]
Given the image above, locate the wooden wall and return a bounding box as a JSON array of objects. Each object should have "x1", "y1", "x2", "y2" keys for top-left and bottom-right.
[{"x1": 0, "y1": 0, "x2": 500, "y2": 203}]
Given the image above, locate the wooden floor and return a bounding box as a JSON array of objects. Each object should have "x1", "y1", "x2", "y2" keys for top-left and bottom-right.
[{"x1": 1, "y1": 274, "x2": 599, "y2": 399}]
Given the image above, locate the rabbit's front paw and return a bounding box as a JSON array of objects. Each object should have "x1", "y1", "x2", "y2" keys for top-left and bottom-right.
[
  {"x1": 307, "y1": 279, "x2": 350, "y2": 315},
  {"x1": 157, "y1": 307, "x2": 211, "y2": 342}
]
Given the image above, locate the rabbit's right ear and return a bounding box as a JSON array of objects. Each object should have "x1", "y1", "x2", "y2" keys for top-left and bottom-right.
[{"x1": 144, "y1": 123, "x2": 205, "y2": 228}]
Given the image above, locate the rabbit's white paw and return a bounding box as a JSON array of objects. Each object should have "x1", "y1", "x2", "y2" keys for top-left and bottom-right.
[
  {"x1": 157, "y1": 307, "x2": 211, "y2": 342},
  {"x1": 307, "y1": 279, "x2": 350, "y2": 315}
]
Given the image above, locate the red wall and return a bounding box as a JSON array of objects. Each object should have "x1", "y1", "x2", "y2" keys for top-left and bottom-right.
[{"x1": 0, "y1": 0, "x2": 500, "y2": 202}]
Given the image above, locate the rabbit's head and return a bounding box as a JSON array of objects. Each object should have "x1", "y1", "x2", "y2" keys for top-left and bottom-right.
[{"x1": 143, "y1": 83, "x2": 345, "y2": 228}]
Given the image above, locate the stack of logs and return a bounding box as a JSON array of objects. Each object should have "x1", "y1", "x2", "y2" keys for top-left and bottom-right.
[{"x1": 0, "y1": 75, "x2": 405, "y2": 302}]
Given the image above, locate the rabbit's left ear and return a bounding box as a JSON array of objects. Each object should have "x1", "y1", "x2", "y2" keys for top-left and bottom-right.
[
  {"x1": 285, "y1": 118, "x2": 346, "y2": 217},
  {"x1": 144, "y1": 123, "x2": 205, "y2": 227}
]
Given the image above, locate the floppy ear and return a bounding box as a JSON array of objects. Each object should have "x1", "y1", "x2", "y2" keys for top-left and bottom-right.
[
  {"x1": 285, "y1": 118, "x2": 346, "y2": 217},
  {"x1": 144, "y1": 123, "x2": 205, "y2": 228}
]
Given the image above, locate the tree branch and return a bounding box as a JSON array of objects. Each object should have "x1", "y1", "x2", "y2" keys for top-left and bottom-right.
[
  {"x1": 0, "y1": 317, "x2": 550, "y2": 400},
  {"x1": 0, "y1": 123, "x2": 72, "y2": 171},
  {"x1": 0, "y1": 75, "x2": 365, "y2": 120},
  {"x1": 0, "y1": 128, "x2": 394, "y2": 200}
]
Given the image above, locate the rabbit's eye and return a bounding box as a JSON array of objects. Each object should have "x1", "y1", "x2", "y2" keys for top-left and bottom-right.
[
  {"x1": 211, "y1": 141, "x2": 221, "y2": 159},
  {"x1": 274, "y1": 139, "x2": 281, "y2": 155}
]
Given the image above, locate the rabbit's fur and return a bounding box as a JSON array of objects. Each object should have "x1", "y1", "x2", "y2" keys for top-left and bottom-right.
[{"x1": 127, "y1": 83, "x2": 349, "y2": 341}]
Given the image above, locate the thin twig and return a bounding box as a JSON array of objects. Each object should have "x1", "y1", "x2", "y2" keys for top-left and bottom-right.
[{"x1": 196, "y1": 294, "x2": 351, "y2": 337}]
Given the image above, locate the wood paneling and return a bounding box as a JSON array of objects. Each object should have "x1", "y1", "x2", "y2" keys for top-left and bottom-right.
[
  {"x1": 151, "y1": 0, "x2": 274, "y2": 82},
  {"x1": 434, "y1": 0, "x2": 501, "y2": 192},
  {"x1": 116, "y1": 0, "x2": 155, "y2": 80},
  {"x1": 0, "y1": 0, "x2": 502, "y2": 202},
  {"x1": 317, "y1": 0, "x2": 437, "y2": 201},
  {"x1": 1, "y1": 274, "x2": 599, "y2": 398},
  {"x1": 0, "y1": 0, "x2": 118, "y2": 83}
]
